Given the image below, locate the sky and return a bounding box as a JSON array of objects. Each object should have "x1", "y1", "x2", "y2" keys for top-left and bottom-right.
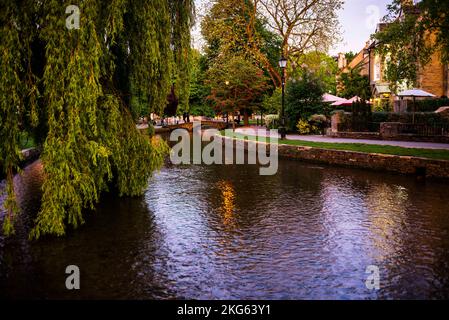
[{"x1": 192, "y1": 0, "x2": 392, "y2": 55}]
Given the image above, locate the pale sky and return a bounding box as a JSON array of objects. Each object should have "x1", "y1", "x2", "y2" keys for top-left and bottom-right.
[{"x1": 192, "y1": 0, "x2": 392, "y2": 55}]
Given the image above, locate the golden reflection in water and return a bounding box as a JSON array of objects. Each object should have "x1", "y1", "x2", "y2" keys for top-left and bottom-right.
[
  {"x1": 365, "y1": 184, "x2": 409, "y2": 261},
  {"x1": 217, "y1": 180, "x2": 236, "y2": 228}
]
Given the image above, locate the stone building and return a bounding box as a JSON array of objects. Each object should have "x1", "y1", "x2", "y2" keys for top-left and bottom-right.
[{"x1": 338, "y1": 1, "x2": 449, "y2": 111}]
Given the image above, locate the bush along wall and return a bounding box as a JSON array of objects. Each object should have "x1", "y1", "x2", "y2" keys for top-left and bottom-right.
[
  {"x1": 412, "y1": 98, "x2": 449, "y2": 112},
  {"x1": 372, "y1": 112, "x2": 449, "y2": 126}
]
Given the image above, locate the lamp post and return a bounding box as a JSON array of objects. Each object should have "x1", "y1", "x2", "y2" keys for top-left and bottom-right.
[
  {"x1": 225, "y1": 80, "x2": 230, "y2": 124},
  {"x1": 278, "y1": 56, "x2": 287, "y2": 139}
]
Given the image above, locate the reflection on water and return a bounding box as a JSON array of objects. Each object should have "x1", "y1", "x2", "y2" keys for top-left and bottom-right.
[{"x1": 1, "y1": 154, "x2": 449, "y2": 299}]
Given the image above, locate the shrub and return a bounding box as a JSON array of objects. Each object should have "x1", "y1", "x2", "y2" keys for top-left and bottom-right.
[
  {"x1": 261, "y1": 88, "x2": 281, "y2": 115},
  {"x1": 372, "y1": 112, "x2": 449, "y2": 125},
  {"x1": 285, "y1": 71, "x2": 325, "y2": 130},
  {"x1": 297, "y1": 119, "x2": 318, "y2": 135},
  {"x1": 350, "y1": 99, "x2": 372, "y2": 132},
  {"x1": 414, "y1": 98, "x2": 449, "y2": 112},
  {"x1": 309, "y1": 114, "x2": 327, "y2": 123},
  {"x1": 309, "y1": 114, "x2": 328, "y2": 134},
  {"x1": 264, "y1": 114, "x2": 279, "y2": 129},
  {"x1": 372, "y1": 99, "x2": 392, "y2": 112}
]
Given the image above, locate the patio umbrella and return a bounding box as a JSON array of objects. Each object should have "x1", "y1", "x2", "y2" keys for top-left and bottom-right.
[
  {"x1": 397, "y1": 88, "x2": 436, "y2": 98},
  {"x1": 322, "y1": 93, "x2": 345, "y2": 103},
  {"x1": 397, "y1": 88, "x2": 436, "y2": 123},
  {"x1": 331, "y1": 96, "x2": 371, "y2": 107},
  {"x1": 331, "y1": 98, "x2": 352, "y2": 106},
  {"x1": 348, "y1": 96, "x2": 361, "y2": 102}
]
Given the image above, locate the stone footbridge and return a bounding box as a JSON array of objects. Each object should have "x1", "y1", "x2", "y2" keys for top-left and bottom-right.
[{"x1": 152, "y1": 121, "x2": 230, "y2": 133}]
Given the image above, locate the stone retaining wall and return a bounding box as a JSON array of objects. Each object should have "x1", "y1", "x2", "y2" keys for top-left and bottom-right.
[
  {"x1": 222, "y1": 136, "x2": 449, "y2": 179},
  {"x1": 276, "y1": 144, "x2": 449, "y2": 179}
]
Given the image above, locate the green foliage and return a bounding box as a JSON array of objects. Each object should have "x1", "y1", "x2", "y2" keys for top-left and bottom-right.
[
  {"x1": 190, "y1": 104, "x2": 216, "y2": 118},
  {"x1": 414, "y1": 98, "x2": 449, "y2": 112},
  {"x1": 345, "y1": 51, "x2": 357, "y2": 64},
  {"x1": 206, "y1": 55, "x2": 269, "y2": 115},
  {"x1": 372, "y1": 99, "x2": 392, "y2": 112},
  {"x1": 418, "y1": 0, "x2": 449, "y2": 63},
  {"x1": 189, "y1": 49, "x2": 214, "y2": 116},
  {"x1": 201, "y1": 0, "x2": 252, "y2": 60},
  {"x1": 261, "y1": 88, "x2": 281, "y2": 115},
  {"x1": 372, "y1": 0, "x2": 435, "y2": 93},
  {"x1": 296, "y1": 115, "x2": 327, "y2": 135},
  {"x1": 1, "y1": 0, "x2": 192, "y2": 238},
  {"x1": 296, "y1": 119, "x2": 318, "y2": 135},
  {"x1": 264, "y1": 114, "x2": 279, "y2": 129},
  {"x1": 338, "y1": 66, "x2": 371, "y2": 100},
  {"x1": 169, "y1": 0, "x2": 194, "y2": 113},
  {"x1": 350, "y1": 99, "x2": 373, "y2": 132},
  {"x1": 285, "y1": 72, "x2": 325, "y2": 130},
  {"x1": 372, "y1": 112, "x2": 449, "y2": 126},
  {"x1": 0, "y1": 2, "x2": 23, "y2": 233},
  {"x1": 291, "y1": 51, "x2": 338, "y2": 94},
  {"x1": 201, "y1": 0, "x2": 282, "y2": 87}
]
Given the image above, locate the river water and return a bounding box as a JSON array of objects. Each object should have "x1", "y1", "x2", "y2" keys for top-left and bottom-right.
[{"x1": 1, "y1": 142, "x2": 449, "y2": 299}]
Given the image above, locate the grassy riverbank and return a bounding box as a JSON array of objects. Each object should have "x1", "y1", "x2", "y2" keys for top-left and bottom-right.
[{"x1": 223, "y1": 132, "x2": 449, "y2": 161}]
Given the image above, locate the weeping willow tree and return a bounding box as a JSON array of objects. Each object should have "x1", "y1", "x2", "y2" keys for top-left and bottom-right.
[{"x1": 0, "y1": 0, "x2": 194, "y2": 239}]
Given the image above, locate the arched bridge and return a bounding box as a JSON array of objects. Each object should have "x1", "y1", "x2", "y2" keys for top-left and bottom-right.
[{"x1": 154, "y1": 121, "x2": 230, "y2": 133}]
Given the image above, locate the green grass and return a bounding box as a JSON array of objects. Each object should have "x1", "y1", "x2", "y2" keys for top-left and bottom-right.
[
  {"x1": 221, "y1": 131, "x2": 449, "y2": 161},
  {"x1": 248, "y1": 119, "x2": 260, "y2": 125}
]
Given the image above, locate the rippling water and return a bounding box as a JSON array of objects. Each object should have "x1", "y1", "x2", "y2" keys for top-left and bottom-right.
[{"x1": 1, "y1": 149, "x2": 449, "y2": 299}]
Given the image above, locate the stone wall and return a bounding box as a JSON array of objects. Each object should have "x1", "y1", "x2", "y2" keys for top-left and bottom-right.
[
  {"x1": 276, "y1": 144, "x2": 449, "y2": 179},
  {"x1": 418, "y1": 45, "x2": 446, "y2": 97},
  {"x1": 225, "y1": 136, "x2": 449, "y2": 180}
]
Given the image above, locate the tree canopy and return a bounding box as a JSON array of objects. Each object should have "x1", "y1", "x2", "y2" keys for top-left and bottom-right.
[
  {"x1": 291, "y1": 51, "x2": 338, "y2": 95},
  {"x1": 251, "y1": 0, "x2": 343, "y2": 87},
  {"x1": 206, "y1": 55, "x2": 269, "y2": 125},
  {"x1": 285, "y1": 72, "x2": 325, "y2": 130},
  {"x1": 337, "y1": 66, "x2": 371, "y2": 100},
  {"x1": 0, "y1": 0, "x2": 194, "y2": 239},
  {"x1": 373, "y1": 0, "x2": 448, "y2": 93}
]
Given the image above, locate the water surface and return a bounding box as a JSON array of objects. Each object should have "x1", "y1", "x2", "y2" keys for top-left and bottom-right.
[{"x1": 1, "y1": 152, "x2": 449, "y2": 299}]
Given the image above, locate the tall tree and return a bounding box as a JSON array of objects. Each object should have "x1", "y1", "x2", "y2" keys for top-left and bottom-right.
[
  {"x1": 206, "y1": 56, "x2": 269, "y2": 126},
  {"x1": 292, "y1": 51, "x2": 338, "y2": 94},
  {"x1": 246, "y1": 0, "x2": 343, "y2": 87},
  {"x1": 189, "y1": 49, "x2": 214, "y2": 117},
  {"x1": 201, "y1": 0, "x2": 282, "y2": 86},
  {"x1": 0, "y1": 0, "x2": 194, "y2": 238},
  {"x1": 338, "y1": 66, "x2": 371, "y2": 100},
  {"x1": 285, "y1": 71, "x2": 325, "y2": 129}
]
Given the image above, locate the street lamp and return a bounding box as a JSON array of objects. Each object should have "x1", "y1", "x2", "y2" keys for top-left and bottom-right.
[
  {"x1": 225, "y1": 80, "x2": 230, "y2": 124},
  {"x1": 278, "y1": 56, "x2": 288, "y2": 139}
]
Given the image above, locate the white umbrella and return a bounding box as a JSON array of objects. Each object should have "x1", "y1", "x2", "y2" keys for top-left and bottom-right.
[
  {"x1": 322, "y1": 93, "x2": 345, "y2": 103},
  {"x1": 397, "y1": 88, "x2": 436, "y2": 97},
  {"x1": 397, "y1": 88, "x2": 436, "y2": 123}
]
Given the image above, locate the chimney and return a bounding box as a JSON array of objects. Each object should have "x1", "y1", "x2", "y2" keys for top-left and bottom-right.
[{"x1": 338, "y1": 53, "x2": 347, "y2": 69}]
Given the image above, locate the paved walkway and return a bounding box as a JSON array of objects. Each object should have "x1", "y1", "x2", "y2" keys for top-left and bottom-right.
[{"x1": 235, "y1": 127, "x2": 449, "y2": 150}]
